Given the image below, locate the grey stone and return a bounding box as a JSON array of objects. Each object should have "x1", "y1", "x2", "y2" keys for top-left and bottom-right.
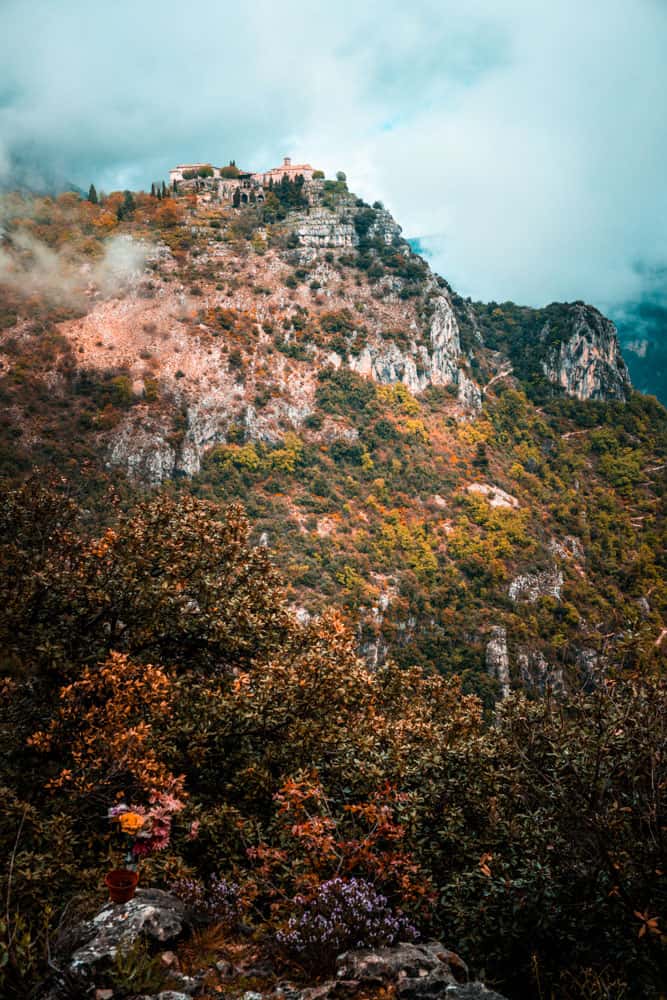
[
  {"x1": 443, "y1": 985, "x2": 508, "y2": 999},
  {"x1": 509, "y1": 566, "x2": 563, "y2": 604},
  {"x1": 68, "y1": 889, "x2": 185, "y2": 987},
  {"x1": 540, "y1": 303, "x2": 630, "y2": 402},
  {"x1": 336, "y1": 941, "x2": 455, "y2": 983},
  {"x1": 486, "y1": 626, "x2": 511, "y2": 699}
]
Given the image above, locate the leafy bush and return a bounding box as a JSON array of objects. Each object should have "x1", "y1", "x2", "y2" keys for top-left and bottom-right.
[
  {"x1": 171, "y1": 873, "x2": 241, "y2": 926},
  {"x1": 276, "y1": 877, "x2": 418, "y2": 973}
]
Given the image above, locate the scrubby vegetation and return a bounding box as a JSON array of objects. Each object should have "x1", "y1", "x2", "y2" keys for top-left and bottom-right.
[
  {"x1": 0, "y1": 181, "x2": 666, "y2": 997},
  {"x1": 0, "y1": 483, "x2": 665, "y2": 998}
]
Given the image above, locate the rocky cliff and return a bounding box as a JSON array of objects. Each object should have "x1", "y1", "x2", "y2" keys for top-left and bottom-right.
[
  {"x1": 540, "y1": 302, "x2": 631, "y2": 401},
  {"x1": 0, "y1": 175, "x2": 664, "y2": 699}
]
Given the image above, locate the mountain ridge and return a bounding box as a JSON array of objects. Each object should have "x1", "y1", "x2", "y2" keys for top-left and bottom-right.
[{"x1": 0, "y1": 176, "x2": 664, "y2": 699}]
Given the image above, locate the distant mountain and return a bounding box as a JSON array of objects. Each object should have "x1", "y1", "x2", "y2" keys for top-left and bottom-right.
[
  {"x1": 611, "y1": 294, "x2": 667, "y2": 405},
  {"x1": 0, "y1": 149, "x2": 85, "y2": 196}
]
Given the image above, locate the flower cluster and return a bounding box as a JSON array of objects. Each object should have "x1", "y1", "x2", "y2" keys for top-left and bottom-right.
[
  {"x1": 108, "y1": 787, "x2": 184, "y2": 860},
  {"x1": 276, "y1": 877, "x2": 418, "y2": 973},
  {"x1": 170, "y1": 873, "x2": 241, "y2": 926}
]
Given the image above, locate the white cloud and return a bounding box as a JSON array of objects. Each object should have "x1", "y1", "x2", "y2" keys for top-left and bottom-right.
[{"x1": 0, "y1": 0, "x2": 665, "y2": 310}]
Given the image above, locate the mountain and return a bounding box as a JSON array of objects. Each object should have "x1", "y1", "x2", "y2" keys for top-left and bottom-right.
[
  {"x1": 1, "y1": 171, "x2": 665, "y2": 1000},
  {"x1": 611, "y1": 294, "x2": 667, "y2": 405},
  {"x1": 0, "y1": 176, "x2": 664, "y2": 702}
]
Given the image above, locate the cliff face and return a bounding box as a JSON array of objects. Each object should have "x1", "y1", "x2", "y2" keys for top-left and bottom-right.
[{"x1": 541, "y1": 303, "x2": 631, "y2": 401}]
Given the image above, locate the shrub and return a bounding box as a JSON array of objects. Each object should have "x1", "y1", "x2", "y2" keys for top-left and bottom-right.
[
  {"x1": 171, "y1": 874, "x2": 241, "y2": 927},
  {"x1": 276, "y1": 877, "x2": 418, "y2": 973}
]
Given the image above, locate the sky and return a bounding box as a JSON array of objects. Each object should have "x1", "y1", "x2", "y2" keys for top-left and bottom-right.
[{"x1": 0, "y1": 0, "x2": 666, "y2": 317}]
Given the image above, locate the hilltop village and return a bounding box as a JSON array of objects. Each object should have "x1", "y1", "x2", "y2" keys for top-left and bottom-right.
[{"x1": 168, "y1": 155, "x2": 320, "y2": 205}]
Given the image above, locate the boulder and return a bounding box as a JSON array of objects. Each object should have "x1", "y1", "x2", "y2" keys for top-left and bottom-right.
[
  {"x1": 289, "y1": 941, "x2": 507, "y2": 1000},
  {"x1": 67, "y1": 889, "x2": 185, "y2": 989},
  {"x1": 336, "y1": 941, "x2": 454, "y2": 982}
]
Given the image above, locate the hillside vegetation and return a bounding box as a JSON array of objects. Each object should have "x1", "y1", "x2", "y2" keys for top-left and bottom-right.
[{"x1": 0, "y1": 176, "x2": 665, "y2": 997}]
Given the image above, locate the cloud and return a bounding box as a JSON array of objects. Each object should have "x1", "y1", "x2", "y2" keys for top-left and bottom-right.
[
  {"x1": 0, "y1": 0, "x2": 665, "y2": 311},
  {"x1": 0, "y1": 230, "x2": 151, "y2": 305}
]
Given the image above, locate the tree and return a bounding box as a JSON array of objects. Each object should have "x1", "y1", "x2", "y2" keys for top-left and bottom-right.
[
  {"x1": 0, "y1": 484, "x2": 294, "y2": 679},
  {"x1": 88, "y1": 183, "x2": 98, "y2": 204},
  {"x1": 336, "y1": 171, "x2": 347, "y2": 183},
  {"x1": 116, "y1": 189, "x2": 136, "y2": 220}
]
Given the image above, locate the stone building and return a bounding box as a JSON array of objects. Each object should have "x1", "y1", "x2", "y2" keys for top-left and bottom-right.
[
  {"x1": 168, "y1": 155, "x2": 317, "y2": 204},
  {"x1": 253, "y1": 156, "x2": 316, "y2": 185}
]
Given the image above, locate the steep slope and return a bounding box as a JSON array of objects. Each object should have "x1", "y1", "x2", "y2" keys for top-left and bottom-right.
[{"x1": 0, "y1": 180, "x2": 664, "y2": 699}]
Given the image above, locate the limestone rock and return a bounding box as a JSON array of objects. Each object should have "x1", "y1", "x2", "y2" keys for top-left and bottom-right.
[
  {"x1": 548, "y1": 535, "x2": 584, "y2": 563},
  {"x1": 509, "y1": 567, "x2": 563, "y2": 603},
  {"x1": 138, "y1": 993, "x2": 191, "y2": 1000},
  {"x1": 294, "y1": 208, "x2": 358, "y2": 248},
  {"x1": 290, "y1": 941, "x2": 507, "y2": 1000},
  {"x1": 441, "y1": 987, "x2": 509, "y2": 999},
  {"x1": 349, "y1": 287, "x2": 465, "y2": 396},
  {"x1": 517, "y1": 648, "x2": 565, "y2": 695},
  {"x1": 541, "y1": 303, "x2": 630, "y2": 401},
  {"x1": 485, "y1": 626, "x2": 511, "y2": 699},
  {"x1": 457, "y1": 371, "x2": 483, "y2": 415},
  {"x1": 67, "y1": 889, "x2": 185, "y2": 988},
  {"x1": 466, "y1": 483, "x2": 519, "y2": 509},
  {"x1": 428, "y1": 293, "x2": 461, "y2": 386}
]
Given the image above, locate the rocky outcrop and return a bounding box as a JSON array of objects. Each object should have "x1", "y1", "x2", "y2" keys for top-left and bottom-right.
[
  {"x1": 457, "y1": 371, "x2": 483, "y2": 415},
  {"x1": 466, "y1": 483, "x2": 520, "y2": 509},
  {"x1": 48, "y1": 897, "x2": 509, "y2": 1000},
  {"x1": 549, "y1": 535, "x2": 584, "y2": 563},
  {"x1": 295, "y1": 209, "x2": 358, "y2": 248},
  {"x1": 428, "y1": 292, "x2": 461, "y2": 386},
  {"x1": 509, "y1": 566, "x2": 563, "y2": 603},
  {"x1": 65, "y1": 890, "x2": 185, "y2": 992},
  {"x1": 350, "y1": 287, "x2": 464, "y2": 395},
  {"x1": 294, "y1": 941, "x2": 508, "y2": 1000},
  {"x1": 541, "y1": 304, "x2": 631, "y2": 401},
  {"x1": 517, "y1": 648, "x2": 565, "y2": 695},
  {"x1": 486, "y1": 626, "x2": 511, "y2": 699}
]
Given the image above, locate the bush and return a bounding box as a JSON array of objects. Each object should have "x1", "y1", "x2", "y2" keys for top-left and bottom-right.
[
  {"x1": 276, "y1": 877, "x2": 418, "y2": 973},
  {"x1": 171, "y1": 874, "x2": 241, "y2": 927}
]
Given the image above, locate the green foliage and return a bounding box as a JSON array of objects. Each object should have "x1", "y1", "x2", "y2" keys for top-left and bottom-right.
[
  {"x1": 316, "y1": 366, "x2": 378, "y2": 423},
  {"x1": 267, "y1": 174, "x2": 308, "y2": 214},
  {"x1": 108, "y1": 937, "x2": 166, "y2": 995},
  {"x1": 0, "y1": 484, "x2": 292, "y2": 678},
  {"x1": 0, "y1": 481, "x2": 666, "y2": 999},
  {"x1": 220, "y1": 161, "x2": 240, "y2": 178}
]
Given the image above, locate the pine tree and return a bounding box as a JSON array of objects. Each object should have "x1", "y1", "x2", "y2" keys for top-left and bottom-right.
[
  {"x1": 122, "y1": 190, "x2": 136, "y2": 215},
  {"x1": 151, "y1": 182, "x2": 156, "y2": 198},
  {"x1": 88, "y1": 183, "x2": 98, "y2": 204},
  {"x1": 162, "y1": 181, "x2": 169, "y2": 198}
]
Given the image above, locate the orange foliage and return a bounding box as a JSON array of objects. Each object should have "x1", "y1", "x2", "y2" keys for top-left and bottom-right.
[
  {"x1": 29, "y1": 650, "x2": 176, "y2": 796},
  {"x1": 249, "y1": 774, "x2": 435, "y2": 913}
]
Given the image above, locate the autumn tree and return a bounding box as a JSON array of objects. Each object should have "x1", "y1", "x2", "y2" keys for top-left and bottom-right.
[{"x1": 0, "y1": 482, "x2": 293, "y2": 679}]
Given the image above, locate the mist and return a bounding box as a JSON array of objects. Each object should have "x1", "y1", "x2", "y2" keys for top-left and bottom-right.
[{"x1": 0, "y1": 230, "x2": 151, "y2": 305}]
